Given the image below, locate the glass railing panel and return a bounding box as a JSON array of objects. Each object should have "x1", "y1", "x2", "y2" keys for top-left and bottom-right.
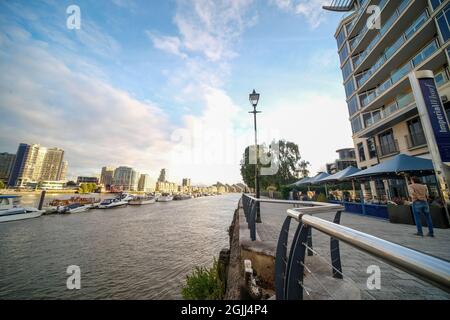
[
  {"x1": 391, "y1": 62, "x2": 412, "y2": 84},
  {"x1": 397, "y1": 92, "x2": 414, "y2": 109},
  {"x1": 412, "y1": 40, "x2": 438, "y2": 67},
  {"x1": 383, "y1": 101, "x2": 399, "y2": 117},
  {"x1": 404, "y1": 11, "x2": 429, "y2": 40}
]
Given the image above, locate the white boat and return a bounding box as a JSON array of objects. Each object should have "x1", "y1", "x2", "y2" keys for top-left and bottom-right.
[
  {"x1": 157, "y1": 193, "x2": 173, "y2": 202},
  {"x1": 0, "y1": 195, "x2": 44, "y2": 223},
  {"x1": 58, "y1": 203, "x2": 92, "y2": 214},
  {"x1": 98, "y1": 198, "x2": 128, "y2": 209},
  {"x1": 128, "y1": 195, "x2": 156, "y2": 205},
  {"x1": 119, "y1": 193, "x2": 134, "y2": 202}
]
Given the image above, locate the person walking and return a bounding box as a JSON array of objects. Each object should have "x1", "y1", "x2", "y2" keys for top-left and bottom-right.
[{"x1": 408, "y1": 176, "x2": 434, "y2": 237}]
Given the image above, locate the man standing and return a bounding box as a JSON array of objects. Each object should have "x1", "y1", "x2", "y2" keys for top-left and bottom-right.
[{"x1": 408, "y1": 176, "x2": 434, "y2": 237}]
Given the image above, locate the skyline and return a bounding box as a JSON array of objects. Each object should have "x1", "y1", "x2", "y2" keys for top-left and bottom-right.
[{"x1": 0, "y1": 0, "x2": 353, "y2": 185}]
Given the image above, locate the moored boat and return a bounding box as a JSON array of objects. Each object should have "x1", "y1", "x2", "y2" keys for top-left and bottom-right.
[
  {"x1": 128, "y1": 195, "x2": 156, "y2": 205},
  {"x1": 157, "y1": 193, "x2": 173, "y2": 202},
  {"x1": 58, "y1": 203, "x2": 92, "y2": 214},
  {"x1": 0, "y1": 195, "x2": 44, "y2": 223},
  {"x1": 98, "y1": 198, "x2": 128, "y2": 209}
]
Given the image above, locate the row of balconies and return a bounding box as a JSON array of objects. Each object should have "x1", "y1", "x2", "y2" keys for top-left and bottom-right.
[{"x1": 376, "y1": 132, "x2": 427, "y2": 159}]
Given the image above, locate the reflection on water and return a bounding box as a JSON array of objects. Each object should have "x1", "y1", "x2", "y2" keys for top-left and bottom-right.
[{"x1": 0, "y1": 194, "x2": 240, "y2": 299}]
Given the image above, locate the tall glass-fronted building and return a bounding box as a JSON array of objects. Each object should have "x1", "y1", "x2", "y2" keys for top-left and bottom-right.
[{"x1": 326, "y1": 0, "x2": 450, "y2": 198}]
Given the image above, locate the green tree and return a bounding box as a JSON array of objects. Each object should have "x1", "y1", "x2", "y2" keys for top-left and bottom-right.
[
  {"x1": 298, "y1": 160, "x2": 311, "y2": 178},
  {"x1": 240, "y1": 140, "x2": 304, "y2": 190},
  {"x1": 0, "y1": 180, "x2": 5, "y2": 189}
]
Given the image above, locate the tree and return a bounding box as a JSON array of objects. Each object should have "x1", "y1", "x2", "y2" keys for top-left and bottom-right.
[
  {"x1": 240, "y1": 140, "x2": 305, "y2": 190},
  {"x1": 0, "y1": 180, "x2": 5, "y2": 189},
  {"x1": 298, "y1": 160, "x2": 311, "y2": 178}
]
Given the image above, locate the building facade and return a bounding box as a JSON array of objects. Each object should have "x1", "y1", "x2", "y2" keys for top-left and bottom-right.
[
  {"x1": 113, "y1": 166, "x2": 139, "y2": 191},
  {"x1": 40, "y1": 148, "x2": 65, "y2": 181},
  {"x1": 100, "y1": 166, "x2": 115, "y2": 188},
  {"x1": 327, "y1": 0, "x2": 450, "y2": 197},
  {"x1": 326, "y1": 148, "x2": 358, "y2": 174},
  {"x1": 77, "y1": 176, "x2": 99, "y2": 184},
  {"x1": 138, "y1": 174, "x2": 156, "y2": 192},
  {"x1": 0, "y1": 152, "x2": 15, "y2": 183}
]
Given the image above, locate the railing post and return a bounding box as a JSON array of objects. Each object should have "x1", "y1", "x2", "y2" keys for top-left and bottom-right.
[
  {"x1": 307, "y1": 227, "x2": 313, "y2": 257},
  {"x1": 285, "y1": 222, "x2": 309, "y2": 300},
  {"x1": 275, "y1": 216, "x2": 292, "y2": 300},
  {"x1": 331, "y1": 210, "x2": 343, "y2": 279},
  {"x1": 250, "y1": 200, "x2": 257, "y2": 241}
]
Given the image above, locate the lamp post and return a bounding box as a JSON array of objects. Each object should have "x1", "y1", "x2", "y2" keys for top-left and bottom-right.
[{"x1": 249, "y1": 89, "x2": 262, "y2": 223}]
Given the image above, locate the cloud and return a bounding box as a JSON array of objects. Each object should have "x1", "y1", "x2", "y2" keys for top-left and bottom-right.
[
  {"x1": 146, "y1": 32, "x2": 187, "y2": 59},
  {"x1": 271, "y1": 0, "x2": 329, "y2": 29},
  {"x1": 0, "y1": 26, "x2": 173, "y2": 178}
]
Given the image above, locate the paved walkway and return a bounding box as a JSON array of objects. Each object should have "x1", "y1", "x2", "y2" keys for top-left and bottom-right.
[{"x1": 256, "y1": 202, "x2": 450, "y2": 300}]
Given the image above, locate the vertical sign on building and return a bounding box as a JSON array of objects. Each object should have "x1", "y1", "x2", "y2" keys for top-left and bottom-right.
[{"x1": 409, "y1": 71, "x2": 450, "y2": 221}]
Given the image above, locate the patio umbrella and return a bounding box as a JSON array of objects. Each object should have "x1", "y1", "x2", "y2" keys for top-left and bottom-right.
[
  {"x1": 319, "y1": 166, "x2": 361, "y2": 183},
  {"x1": 347, "y1": 154, "x2": 434, "y2": 179},
  {"x1": 293, "y1": 176, "x2": 314, "y2": 186}
]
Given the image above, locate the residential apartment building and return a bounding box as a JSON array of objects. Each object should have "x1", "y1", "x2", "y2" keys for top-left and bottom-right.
[
  {"x1": 0, "y1": 152, "x2": 15, "y2": 183},
  {"x1": 8, "y1": 144, "x2": 44, "y2": 187},
  {"x1": 326, "y1": 0, "x2": 450, "y2": 196},
  {"x1": 326, "y1": 148, "x2": 358, "y2": 174},
  {"x1": 40, "y1": 148, "x2": 65, "y2": 181},
  {"x1": 113, "y1": 166, "x2": 139, "y2": 191},
  {"x1": 138, "y1": 174, "x2": 156, "y2": 192},
  {"x1": 100, "y1": 166, "x2": 115, "y2": 188}
]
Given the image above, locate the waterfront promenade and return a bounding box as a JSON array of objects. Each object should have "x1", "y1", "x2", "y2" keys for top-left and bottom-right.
[{"x1": 256, "y1": 202, "x2": 450, "y2": 300}]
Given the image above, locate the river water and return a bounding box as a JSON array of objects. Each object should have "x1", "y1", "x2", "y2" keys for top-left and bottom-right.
[{"x1": 0, "y1": 193, "x2": 240, "y2": 299}]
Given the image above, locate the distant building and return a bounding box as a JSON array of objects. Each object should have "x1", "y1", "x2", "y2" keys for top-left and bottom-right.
[
  {"x1": 156, "y1": 181, "x2": 177, "y2": 193},
  {"x1": 59, "y1": 161, "x2": 68, "y2": 181},
  {"x1": 326, "y1": 148, "x2": 357, "y2": 175},
  {"x1": 8, "y1": 144, "x2": 42, "y2": 187},
  {"x1": 77, "y1": 176, "x2": 99, "y2": 184},
  {"x1": 138, "y1": 174, "x2": 156, "y2": 192},
  {"x1": 0, "y1": 152, "x2": 15, "y2": 183},
  {"x1": 182, "y1": 178, "x2": 191, "y2": 187},
  {"x1": 40, "y1": 148, "x2": 65, "y2": 181},
  {"x1": 113, "y1": 166, "x2": 139, "y2": 191},
  {"x1": 158, "y1": 169, "x2": 167, "y2": 182},
  {"x1": 38, "y1": 180, "x2": 66, "y2": 190},
  {"x1": 100, "y1": 166, "x2": 115, "y2": 188}
]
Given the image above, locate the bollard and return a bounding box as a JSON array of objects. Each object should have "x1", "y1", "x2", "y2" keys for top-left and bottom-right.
[{"x1": 38, "y1": 190, "x2": 46, "y2": 210}]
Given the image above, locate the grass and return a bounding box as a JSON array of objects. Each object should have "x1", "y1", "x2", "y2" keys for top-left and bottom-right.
[{"x1": 181, "y1": 258, "x2": 225, "y2": 300}]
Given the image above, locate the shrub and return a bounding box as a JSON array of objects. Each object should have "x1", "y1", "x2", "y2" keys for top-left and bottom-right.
[{"x1": 181, "y1": 259, "x2": 225, "y2": 300}]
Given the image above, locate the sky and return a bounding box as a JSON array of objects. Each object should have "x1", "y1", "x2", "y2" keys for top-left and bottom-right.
[{"x1": 0, "y1": 0, "x2": 354, "y2": 185}]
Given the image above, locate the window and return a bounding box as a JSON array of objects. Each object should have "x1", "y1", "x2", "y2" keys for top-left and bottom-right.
[
  {"x1": 436, "y1": 4, "x2": 450, "y2": 42},
  {"x1": 339, "y1": 44, "x2": 349, "y2": 65},
  {"x1": 367, "y1": 138, "x2": 377, "y2": 159},
  {"x1": 347, "y1": 95, "x2": 359, "y2": 116},
  {"x1": 342, "y1": 59, "x2": 353, "y2": 81},
  {"x1": 430, "y1": 0, "x2": 446, "y2": 11},
  {"x1": 435, "y1": 68, "x2": 449, "y2": 87},
  {"x1": 336, "y1": 27, "x2": 346, "y2": 49},
  {"x1": 344, "y1": 78, "x2": 356, "y2": 98},
  {"x1": 378, "y1": 130, "x2": 397, "y2": 156},
  {"x1": 351, "y1": 116, "x2": 363, "y2": 134},
  {"x1": 357, "y1": 143, "x2": 366, "y2": 162},
  {"x1": 407, "y1": 118, "x2": 427, "y2": 148}
]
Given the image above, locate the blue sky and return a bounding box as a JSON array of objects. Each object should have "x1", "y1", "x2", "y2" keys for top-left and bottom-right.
[{"x1": 0, "y1": 0, "x2": 353, "y2": 184}]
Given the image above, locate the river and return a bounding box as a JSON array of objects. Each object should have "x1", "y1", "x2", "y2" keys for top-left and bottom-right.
[{"x1": 0, "y1": 193, "x2": 240, "y2": 299}]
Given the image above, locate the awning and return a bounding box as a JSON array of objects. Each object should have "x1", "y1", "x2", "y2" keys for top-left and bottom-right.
[
  {"x1": 308, "y1": 172, "x2": 331, "y2": 185},
  {"x1": 319, "y1": 166, "x2": 361, "y2": 183},
  {"x1": 293, "y1": 176, "x2": 314, "y2": 187},
  {"x1": 348, "y1": 154, "x2": 434, "y2": 179}
]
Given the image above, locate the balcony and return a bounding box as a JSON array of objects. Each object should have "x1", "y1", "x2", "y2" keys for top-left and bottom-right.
[
  {"x1": 358, "y1": 38, "x2": 441, "y2": 111},
  {"x1": 377, "y1": 140, "x2": 400, "y2": 158},
  {"x1": 356, "y1": 9, "x2": 429, "y2": 88},
  {"x1": 405, "y1": 133, "x2": 427, "y2": 150}
]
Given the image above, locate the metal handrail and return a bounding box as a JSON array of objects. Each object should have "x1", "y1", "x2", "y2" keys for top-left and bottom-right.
[
  {"x1": 243, "y1": 194, "x2": 344, "y2": 209},
  {"x1": 287, "y1": 208, "x2": 450, "y2": 294}
]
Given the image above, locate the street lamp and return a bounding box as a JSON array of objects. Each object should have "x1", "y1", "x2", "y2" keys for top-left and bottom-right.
[{"x1": 249, "y1": 89, "x2": 262, "y2": 223}]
